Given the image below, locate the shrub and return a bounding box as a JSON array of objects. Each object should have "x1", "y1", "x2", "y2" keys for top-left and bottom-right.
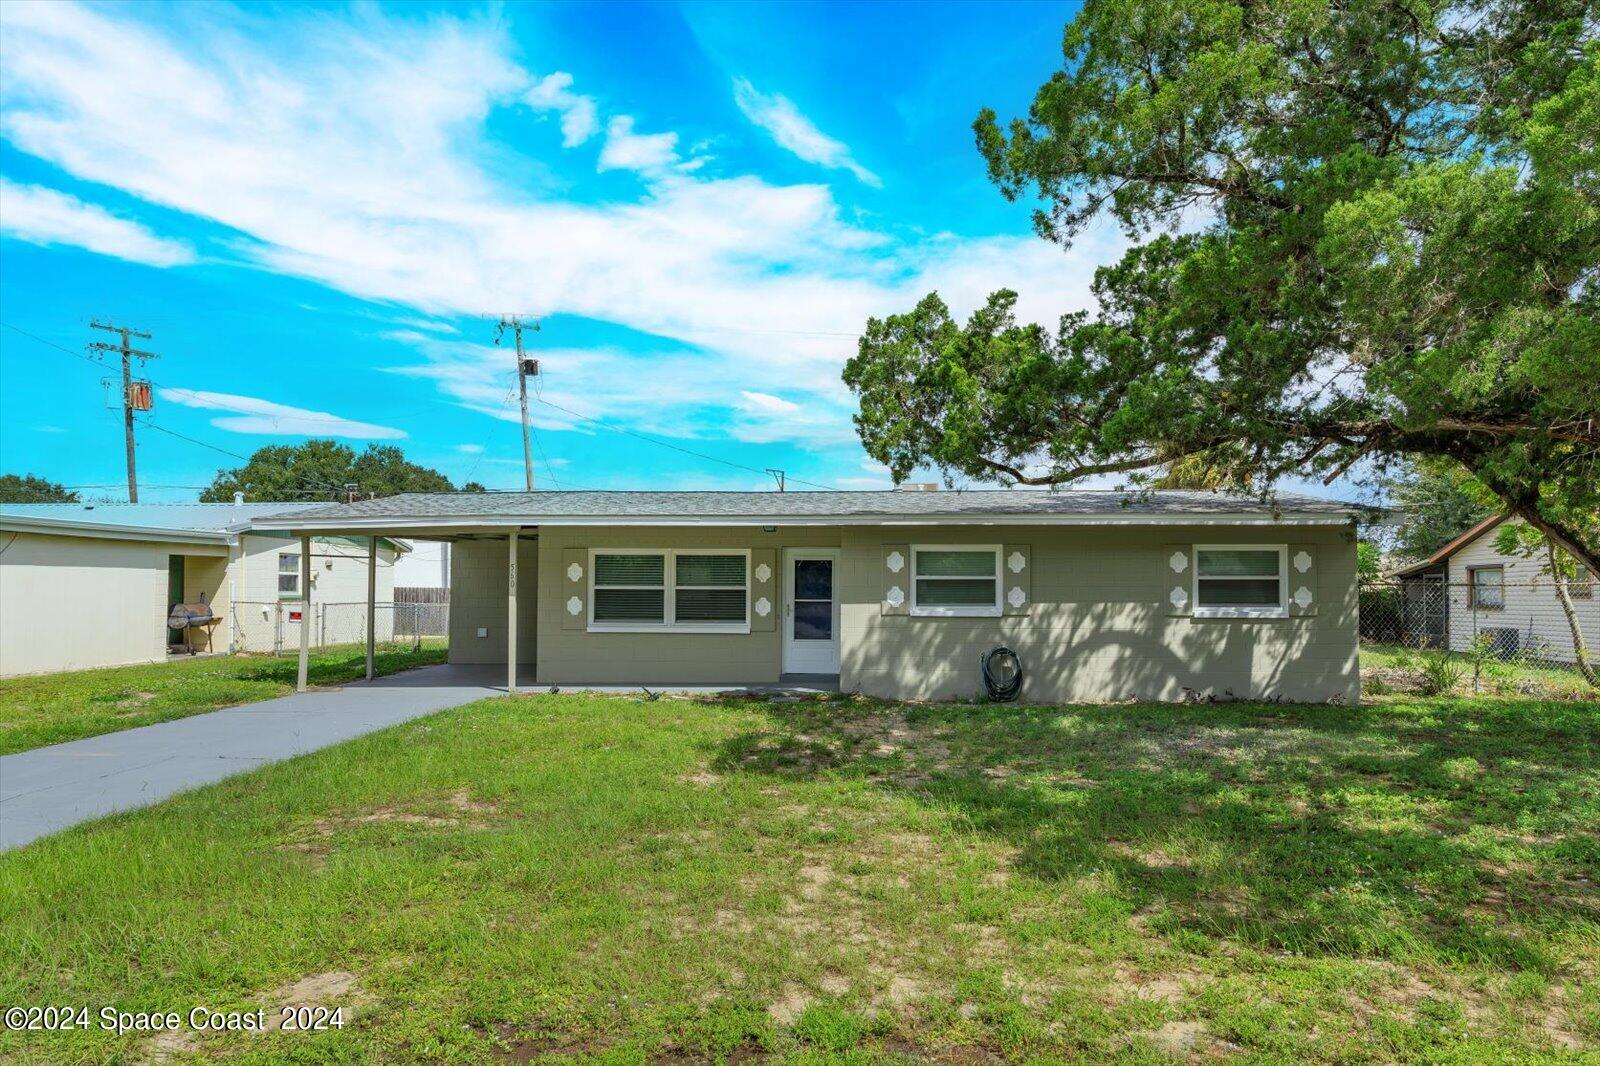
[{"x1": 1418, "y1": 653, "x2": 1465, "y2": 696}]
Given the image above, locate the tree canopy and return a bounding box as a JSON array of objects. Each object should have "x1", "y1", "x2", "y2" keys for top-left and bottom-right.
[
  {"x1": 1379, "y1": 459, "x2": 1495, "y2": 561},
  {"x1": 0, "y1": 473, "x2": 79, "y2": 504},
  {"x1": 845, "y1": 0, "x2": 1599, "y2": 571},
  {"x1": 199, "y1": 440, "x2": 457, "y2": 502}
]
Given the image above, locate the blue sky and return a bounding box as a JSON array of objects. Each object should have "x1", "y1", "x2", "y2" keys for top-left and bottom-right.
[{"x1": 0, "y1": 0, "x2": 1168, "y2": 501}]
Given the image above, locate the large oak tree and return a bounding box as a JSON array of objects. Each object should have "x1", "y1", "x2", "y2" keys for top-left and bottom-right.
[
  {"x1": 200, "y1": 440, "x2": 455, "y2": 502},
  {"x1": 845, "y1": 0, "x2": 1599, "y2": 571}
]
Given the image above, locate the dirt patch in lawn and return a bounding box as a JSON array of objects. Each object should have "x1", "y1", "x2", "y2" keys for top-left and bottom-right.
[
  {"x1": 140, "y1": 970, "x2": 369, "y2": 1063},
  {"x1": 1109, "y1": 963, "x2": 1205, "y2": 1006},
  {"x1": 768, "y1": 984, "x2": 812, "y2": 1025},
  {"x1": 1138, "y1": 1019, "x2": 1207, "y2": 1056},
  {"x1": 279, "y1": 790, "x2": 501, "y2": 863}
]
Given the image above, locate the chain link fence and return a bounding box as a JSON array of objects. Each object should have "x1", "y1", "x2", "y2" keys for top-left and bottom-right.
[
  {"x1": 1360, "y1": 578, "x2": 1598, "y2": 696},
  {"x1": 230, "y1": 600, "x2": 448, "y2": 656}
]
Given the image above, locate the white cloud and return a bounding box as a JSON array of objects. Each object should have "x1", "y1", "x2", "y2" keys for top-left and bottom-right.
[
  {"x1": 738, "y1": 390, "x2": 800, "y2": 414},
  {"x1": 455, "y1": 443, "x2": 484, "y2": 454},
  {"x1": 596, "y1": 115, "x2": 679, "y2": 173},
  {"x1": 835, "y1": 475, "x2": 891, "y2": 489},
  {"x1": 0, "y1": 2, "x2": 1124, "y2": 451},
  {"x1": 0, "y1": 178, "x2": 193, "y2": 265},
  {"x1": 524, "y1": 71, "x2": 598, "y2": 147},
  {"x1": 159, "y1": 388, "x2": 405, "y2": 438},
  {"x1": 732, "y1": 77, "x2": 879, "y2": 187}
]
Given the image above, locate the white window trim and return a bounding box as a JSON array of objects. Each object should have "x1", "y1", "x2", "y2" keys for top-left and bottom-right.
[
  {"x1": 277, "y1": 551, "x2": 301, "y2": 599},
  {"x1": 910, "y1": 544, "x2": 1003, "y2": 618},
  {"x1": 1192, "y1": 544, "x2": 1288, "y2": 618},
  {"x1": 587, "y1": 548, "x2": 751, "y2": 634}
]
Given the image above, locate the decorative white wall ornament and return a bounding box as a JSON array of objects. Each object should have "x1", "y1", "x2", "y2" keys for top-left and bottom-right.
[
  {"x1": 755, "y1": 563, "x2": 772, "y2": 583},
  {"x1": 886, "y1": 551, "x2": 905, "y2": 574},
  {"x1": 1007, "y1": 586, "x2": 1027, "y2": 608},
  {"x1": 1169, "y1": 587, "x2": 1189, "y2": 609},
  {"x1": 1294, "y1": 586, "x2": 1314, "y2": 609},
  {"x1": 566, "y1": 562, "x2": 583, "y2": 582},
  {"x1": 1293, "y1": 551, "x2": 1312, "y2": 574},
  {"x1": 885, "y1": 586, "x2": 905, "y2": 608},
  {"x1": 1169, "y1": 551, "x2": 1188, "y2": 573},
  {"x1": 1008, "y1": 551, "x2": 1026, "y2": 573},
  {"x1": 754, "y1": 596, "x2": 771, "y2": 617},
  {"x1": 565, "y1": 596, "x2": 583, "y2": 616}
]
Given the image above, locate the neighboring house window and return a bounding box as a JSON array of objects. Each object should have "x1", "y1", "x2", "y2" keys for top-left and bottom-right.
[
  {"x1": 911, "y1": 546, "x2": 1001, "y2": 617},
  {"x1": 590, "y1": 550, "x2": 749, "y2": 630},
  {"x1": 278, "y1": 552, "x2": 300, "y2": 597},
  {"x1": 1467, "y1": 565, "x2": 1504, "y2": 609},
  {"x1": 1193, "y1": 546, "x2": 1288, "y2": 618},
  {"x1": 1567, "y1": 568, "x2": 1594, "y2": 600}
]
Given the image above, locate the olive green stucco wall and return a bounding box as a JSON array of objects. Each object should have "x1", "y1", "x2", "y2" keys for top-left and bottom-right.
[
  {"x1": 457, "y1": 521, "x2": 1360, "y2": 704},
  {"x1": 837, "y1": 524, "x2": 1359, "y2": 705}
]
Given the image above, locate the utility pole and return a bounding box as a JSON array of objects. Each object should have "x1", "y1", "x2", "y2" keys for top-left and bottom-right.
[
  {"x1": 88, "y1": 321, "x2": 156, "y2": 503},
  {"x1": 495, "y1": 315, "x2": 541, "y2": 491}
]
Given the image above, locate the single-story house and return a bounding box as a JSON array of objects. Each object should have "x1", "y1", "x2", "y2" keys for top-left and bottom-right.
[
  {"x1": 1391, "y1": 515, "x2": 1599, "y2": 662},
  {"x1": 0, "y1": 501, "x2": 405, "y2": 677},
  {"x1": 250, "y1": 489, "x2": 1364, "y2": 704}
]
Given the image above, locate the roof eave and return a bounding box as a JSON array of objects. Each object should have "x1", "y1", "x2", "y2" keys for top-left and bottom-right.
[
  {"x1": 1388, "y1": 514, "x2": 1508, "y2": 578},
  {"x1": 249, "y1": 511, "x2": 1359, "y2": 533},
  {"x1": 0, "y1": 515, "x2": 236, "y2": 546}
]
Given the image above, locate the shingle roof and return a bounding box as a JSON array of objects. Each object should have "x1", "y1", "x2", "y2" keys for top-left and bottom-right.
[
  {"x1": 263, "y1": 488, "x2": 1363, "y2": 524},
  {"x1": 1388, "y1": 514, "x2": 1507, "y2": 578},
  {"x1": 0, "y1": 502, "x2": 316, "y2": 538}
]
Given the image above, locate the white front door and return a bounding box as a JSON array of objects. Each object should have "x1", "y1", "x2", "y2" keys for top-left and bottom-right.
[{"x1": 782, "y1": 549, "x2": 840, "y2": 674}]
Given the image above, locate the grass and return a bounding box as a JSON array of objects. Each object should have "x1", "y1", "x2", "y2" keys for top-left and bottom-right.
[
  {"x1": 1362, "y1": 642, "x2": 1596, "y2": 699},
  {"x1": 2, "y1": 688, "x2": 1595, "y2": 1062},
  {"x1": 0, "y1": 640, "x2": 447, "y2": 755}
]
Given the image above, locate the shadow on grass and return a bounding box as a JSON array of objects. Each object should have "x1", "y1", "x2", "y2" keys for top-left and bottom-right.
[{"x1": 709, "y1": 696, "x2": 1600, "y2": 970}]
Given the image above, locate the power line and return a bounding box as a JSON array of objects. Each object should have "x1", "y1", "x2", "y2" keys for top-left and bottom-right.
[
  {"x1": 2, "y1": 320, "x2": 403, "y2": 431},
  {"x1": 463, "y1": 383, "x2": 519, "y2": 484},
  {"x1": 533, "y1": 396, "x2": 834, "y2": 490}
]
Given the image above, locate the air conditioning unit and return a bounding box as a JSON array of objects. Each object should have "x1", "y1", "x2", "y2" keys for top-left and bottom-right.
[{"x1": 1480, "y1": 627, "x2": 1519, "y2": 659}]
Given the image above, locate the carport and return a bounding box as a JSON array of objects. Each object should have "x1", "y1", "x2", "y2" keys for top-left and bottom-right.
[{"x1": 268, "y1": 523, "x2": 533, "y2": 695}]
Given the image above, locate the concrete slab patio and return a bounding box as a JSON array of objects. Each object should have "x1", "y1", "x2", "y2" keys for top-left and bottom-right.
[{"x1": 0, "y1": 664, "x2": 503, "y2": 852}]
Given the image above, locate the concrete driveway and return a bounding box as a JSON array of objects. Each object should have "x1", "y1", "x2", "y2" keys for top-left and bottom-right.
[{"x1": 0, "y1": 664, "x2": 501, "y2": 852}]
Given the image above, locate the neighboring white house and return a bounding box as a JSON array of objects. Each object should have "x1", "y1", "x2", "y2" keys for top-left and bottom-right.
[
  {"x1": 394, "y1": 539, "x2": 450, "y2": 588},
  {"x1": 1392, "y1": 515, "x2": 1599, "y2": 663},
  {"x1": 0, "y1": 502, "x2": 404, "y2": 677}
]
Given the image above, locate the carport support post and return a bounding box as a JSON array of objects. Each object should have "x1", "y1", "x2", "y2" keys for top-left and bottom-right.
[
  {"x1": 365, "y1": 536, "x2": 377, "y2": 681},
  {"x1": 296, "y1": 534, "x2": 312, "y2": 692},
  {"x1": 507, "y1": 528, "x2": 518, "y2": 694}
]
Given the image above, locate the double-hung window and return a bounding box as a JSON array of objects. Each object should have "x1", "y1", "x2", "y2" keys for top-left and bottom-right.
[
  {"x1": 911, "y1": 546, "x2": 1001, "y2": 617},
  {"x1": 1565, "y1": 568, "x2": 1594, "y2": 600},
  {"x1": 1193, "y1": 546, "x2": 1287, "y2": 618},
  {"x1": 277, "y1": 552, "x2": 300, "y2": 598},
  {"x1": 1468, "y1": 565, "x2": 1504, "y2": 609},
  {"x1": 590, "y1": 550, "x2": 748, "y2": 631}
]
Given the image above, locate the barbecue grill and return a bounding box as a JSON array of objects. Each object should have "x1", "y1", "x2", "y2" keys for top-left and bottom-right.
[{"x1": 167, "y1": 594, "x2": 221, "y2": 655}]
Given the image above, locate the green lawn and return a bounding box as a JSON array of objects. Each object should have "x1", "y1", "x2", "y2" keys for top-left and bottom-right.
[
  {"x1": 2, "y1": 690, "x2": 1595, "y2": 1062},
  {"x1": 0, "y1": 642, "x2": 447, "y2": 755}
]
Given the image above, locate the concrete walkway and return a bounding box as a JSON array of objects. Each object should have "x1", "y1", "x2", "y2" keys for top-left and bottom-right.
[{"x1": 0, "y1": 664, "x2": 501, "y2": 852}]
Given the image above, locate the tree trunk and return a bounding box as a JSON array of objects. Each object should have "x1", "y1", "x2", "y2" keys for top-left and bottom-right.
[
  {"x1": 1500, "y1": 496, "x2": 1600, "y2": 580},
  {"x1": 1546, "y1": 537, "x2": 1599, "y2": 690}
]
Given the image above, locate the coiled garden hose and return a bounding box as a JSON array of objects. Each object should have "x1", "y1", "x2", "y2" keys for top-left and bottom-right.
[{"x1": 981, "y1": 646, "x2": 1023, "y2": 702}]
